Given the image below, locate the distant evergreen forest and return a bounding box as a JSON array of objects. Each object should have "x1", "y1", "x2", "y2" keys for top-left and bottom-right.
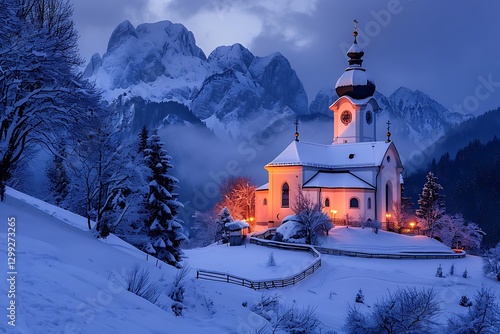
[{"x1": 404, "y1": 136, "x2": 500, "y2": 246}]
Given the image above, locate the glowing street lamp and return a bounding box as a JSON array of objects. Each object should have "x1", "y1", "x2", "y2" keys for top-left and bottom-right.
[{"x1": 331, "y1": 210, "x2": 337, "y2": 225}]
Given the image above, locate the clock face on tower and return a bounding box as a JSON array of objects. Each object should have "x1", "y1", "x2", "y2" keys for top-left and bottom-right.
[
  {"x1": 341, "y1": 110, "x2": 352, "y2": 125},
  {"x1": 366, "y1": 110, "x2": 373, "y2": 125}
]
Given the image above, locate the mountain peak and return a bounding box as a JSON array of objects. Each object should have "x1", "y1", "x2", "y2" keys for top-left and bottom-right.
[
  {"x1": 107, "y1": 20, "x2": 138, "y2": 53},
  {"x1": 208, "y1": 43, "x2": 254, "y2": 73}
]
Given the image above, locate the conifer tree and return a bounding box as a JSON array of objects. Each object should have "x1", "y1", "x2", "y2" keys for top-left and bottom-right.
[
  {"x1": 138, "y1": 126, "x2": 149, "y2": 154},
  {"x1": 144, "y1": 130, "x2": 187, "y2": 267},
  {"x1": 45, "y1": 143, "x2": 69, "y2": 206},
  {"x1": 215, "y1": 207, "x2": 233, "y2": 243},
  {"x1": 416, "y1": 172, "x2": 445, "y2": 237}
]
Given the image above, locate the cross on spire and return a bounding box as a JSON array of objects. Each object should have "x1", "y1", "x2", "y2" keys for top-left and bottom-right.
[
  {"x1": 386, "y1": 120, "x2": 392, "y2": 142},
  {"x1": 294, "y1": 118, "x2": 300, "y2": 142},
  {"x1": 353, "y1": 19, "x2": 359, "y2": 42}
]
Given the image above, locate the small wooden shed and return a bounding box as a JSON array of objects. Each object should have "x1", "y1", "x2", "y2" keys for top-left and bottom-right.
[{"x1": 226, "y1": 220, "x2": 250, "y2": 246}]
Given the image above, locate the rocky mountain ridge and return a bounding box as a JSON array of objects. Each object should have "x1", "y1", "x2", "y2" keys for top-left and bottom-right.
[{"x1": 86, "y1": 19, "x2": 474, "y2": 164}]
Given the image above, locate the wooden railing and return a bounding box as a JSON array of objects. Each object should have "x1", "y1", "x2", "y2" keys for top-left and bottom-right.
[
  {"x1": 196, "y1": 228, "x2": 466, "y2": 290},
  {"x1": 196, "y1": 233, "x2": 322, "y2": 290},
  {"x1": 314, "y1": 246, "x2": 466, "y2": 259},
  {"x1": 252, "y1": 228, "x2": 466, "y2": 259}
]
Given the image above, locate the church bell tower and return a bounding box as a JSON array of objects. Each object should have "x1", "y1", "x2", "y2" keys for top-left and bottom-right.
[{"x1": 330, "y1": 20, "x2": 380, "y2": 144}]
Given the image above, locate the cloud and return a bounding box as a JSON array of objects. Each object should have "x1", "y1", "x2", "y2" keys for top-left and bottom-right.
[{"x1": 137, "y1": 0, "x2": 319, "y2": 54}]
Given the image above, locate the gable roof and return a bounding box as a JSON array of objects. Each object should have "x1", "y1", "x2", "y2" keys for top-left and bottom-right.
[
  {"x1": 267, "y1": 140, "x2": 396, "y2": 169},
  {"x1": 303, "y1": 171, "x2": 375, "y2": 189}
]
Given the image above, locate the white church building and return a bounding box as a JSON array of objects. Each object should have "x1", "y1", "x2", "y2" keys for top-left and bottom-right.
[{"x1": 255, "y1": 24, "x2": 404, "y2": 229}]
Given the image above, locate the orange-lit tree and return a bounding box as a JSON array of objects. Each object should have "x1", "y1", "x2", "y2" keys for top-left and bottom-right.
[
  {"x1": 392, "y1": 197, "x2": 414, "y2": 230},
  {"x1": 215, "y1": 176, "x2": 256, "y2": 225}
]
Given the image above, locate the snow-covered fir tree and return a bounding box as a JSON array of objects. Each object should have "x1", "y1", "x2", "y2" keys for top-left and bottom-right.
[
  {"x1": 216, "y1": 207, "x2": 233, "y2": 244},
  {"x1": 416, "y1": 172, "x2": 445, "y2": 237},
  {"x1": 138, "y1": 126, "x2": 149, "y2": 154},
  {"x1": 144, "y1": 130, "x2": 187, "y2": 267}
]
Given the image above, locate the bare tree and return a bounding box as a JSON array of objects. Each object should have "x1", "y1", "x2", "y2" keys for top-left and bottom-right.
[
  {"x1": 291, "y1": 188, "x2": 332, "y2": 245},
  {"x1": 215, "y1": 176, "x2": 256, "y2": 224},
  {"x1": 392, "y1": 197, "x2": 414, "y2": 230},
  {"x1": 434, "y1": 214, "x2": 484, "y2": 253},
  {"x1": 0, "y1": 0, "x2": 101, "y2": 199}
]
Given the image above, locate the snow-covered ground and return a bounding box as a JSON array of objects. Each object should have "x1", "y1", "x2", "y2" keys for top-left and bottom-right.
[
  {"x1": 0, "y1": 187, "x2": 498, "y2": 333},
  {"x1": 186, "y1": 243, "x2": 315, "y2": 280},
  {"x1": 317, "y1": 226, "x2": 456, "y2": 254}
]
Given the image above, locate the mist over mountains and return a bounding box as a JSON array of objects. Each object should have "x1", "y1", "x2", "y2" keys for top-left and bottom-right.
[{"x1": 83, "y1": 19, "x2": 491, "y2": 215}]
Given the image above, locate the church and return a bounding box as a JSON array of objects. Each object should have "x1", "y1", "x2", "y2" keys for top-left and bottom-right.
[{"x1": 255, "y1": 24, "x2": 404, "y2": 229}]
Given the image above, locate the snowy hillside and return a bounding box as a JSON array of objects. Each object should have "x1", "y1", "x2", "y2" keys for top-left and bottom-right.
[
  {"x1": 85, "y1": 21, "x2": 307, "y2": 140},
  {"x1": 1, "y1": 187, "x2": 498, "y2": 333}
]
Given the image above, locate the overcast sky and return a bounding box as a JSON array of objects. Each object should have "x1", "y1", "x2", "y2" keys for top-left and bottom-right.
[{"x1": 71, "y1": 0, "x2": 500, "y2": 116}]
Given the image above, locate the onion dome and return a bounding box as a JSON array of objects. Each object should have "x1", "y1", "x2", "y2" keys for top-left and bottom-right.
[{"x1": 335, "y1": 20, "x2": 376, "y2": 100}]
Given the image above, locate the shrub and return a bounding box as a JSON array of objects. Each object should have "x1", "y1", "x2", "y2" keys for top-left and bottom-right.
[
  {"x1": 168, "y1": 264, "x2": 190, "y2": 316},
  {"x1": 355, "y1": 289, "x2": 365, "y2": 303},
  {"x1": 267, "y1": 252, "x2": 277, "y2": 267},
  {"x1": 483, "y1": 242, "x2": 500, "y2": 281},
  {"x1": 344, "y1": 287, "x2": 440, "y2": 334},
  {"x1": 169, "y1": 264, "x2": 190, "y2": 303},
  {"x1": 125, "y1": 263, "x2": 162, "y2": 304},
  {"x1": 459, "y1": 295, "x2": 472, "y2": 307},
  {"x1": 448, "y1": 286, "x2": 500, "y2": 333},
  {"x1": 436, "y1": 264, "x2": 444, "y2": 278},
  {"x1": 274, "y1": 304, "x2": 321, "y2": 334},
  {"x1": 449, "y1": 264, "x2": 455, "y2": 276},
  {"x1": 250, "y1": 294, "x2": 281, "y2": 322}
]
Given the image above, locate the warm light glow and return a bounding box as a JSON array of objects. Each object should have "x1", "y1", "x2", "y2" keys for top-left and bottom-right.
[
  {"x1": 249, "y1": 217, "x2": 254, "y2": 222},
  {"x1": 385, "y1": 213, "x2": 391, "y2": 219},
  {"x1": 333, "y1": 210, "x2": 338, "y2": 215},
  {"x1": 409, "y1": 221, "x2": 416, "y2": 228}
]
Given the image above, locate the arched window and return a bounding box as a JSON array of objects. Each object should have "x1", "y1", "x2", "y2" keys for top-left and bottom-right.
[
  {"x1": 281, "y1": 183, "x2": 289, "y2": 208},
  {"x1": 325, "y1": 198, "x2": 330, "y2": 207},
  {"x1": 349, "y1": 197, "x2": 359, "y2": 208},
  {"x1": 386, "y1": 182, "x2": 392, "y2": 212},
  {"x1": 367, "y1": 197, "x2": 372, "y2": 209},
  {"x1": 263, "y1": 198, "x2": 267, "y2": 206}
]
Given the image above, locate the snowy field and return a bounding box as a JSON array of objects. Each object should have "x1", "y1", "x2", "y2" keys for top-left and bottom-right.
[
  {"x1": 0, "y1": 187, "x2": 498, "y2": 334},
  {"x1": 186, "y1": 243, "x2": 315, "y2": 280},
  {"x1": 317, "y1": 226, "x2": 456, "y2": 254}
]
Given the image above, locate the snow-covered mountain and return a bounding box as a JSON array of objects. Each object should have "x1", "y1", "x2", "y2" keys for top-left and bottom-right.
[
  {"x1": 85, "y1": 20, "x2": 307, "y2": 140},
  {"x1": 85, "y1": 19, "x2": 474, "y2": 168}
]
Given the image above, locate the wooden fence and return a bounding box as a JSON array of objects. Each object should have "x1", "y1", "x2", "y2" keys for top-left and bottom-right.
[
  {"x1": 314, "y1": 246, "x2": 466, "y2": 259},
  {"x1": 252, "y1": 228, "x2": 466, "y2": 260},
  {"x1": 196, "y1": 236, "x2": 322, "y2": 290},
  {"x1": 196, "y1": 228, "x2": 466, "y2": 290}
]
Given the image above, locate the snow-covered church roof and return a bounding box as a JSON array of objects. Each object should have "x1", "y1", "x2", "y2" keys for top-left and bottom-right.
[
  {"x1": 303, "y1": 172, "x2": 375, "y2": 189},
  {"x1": 267, "y1": 140, "x2": 394, "y2": 169}
]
